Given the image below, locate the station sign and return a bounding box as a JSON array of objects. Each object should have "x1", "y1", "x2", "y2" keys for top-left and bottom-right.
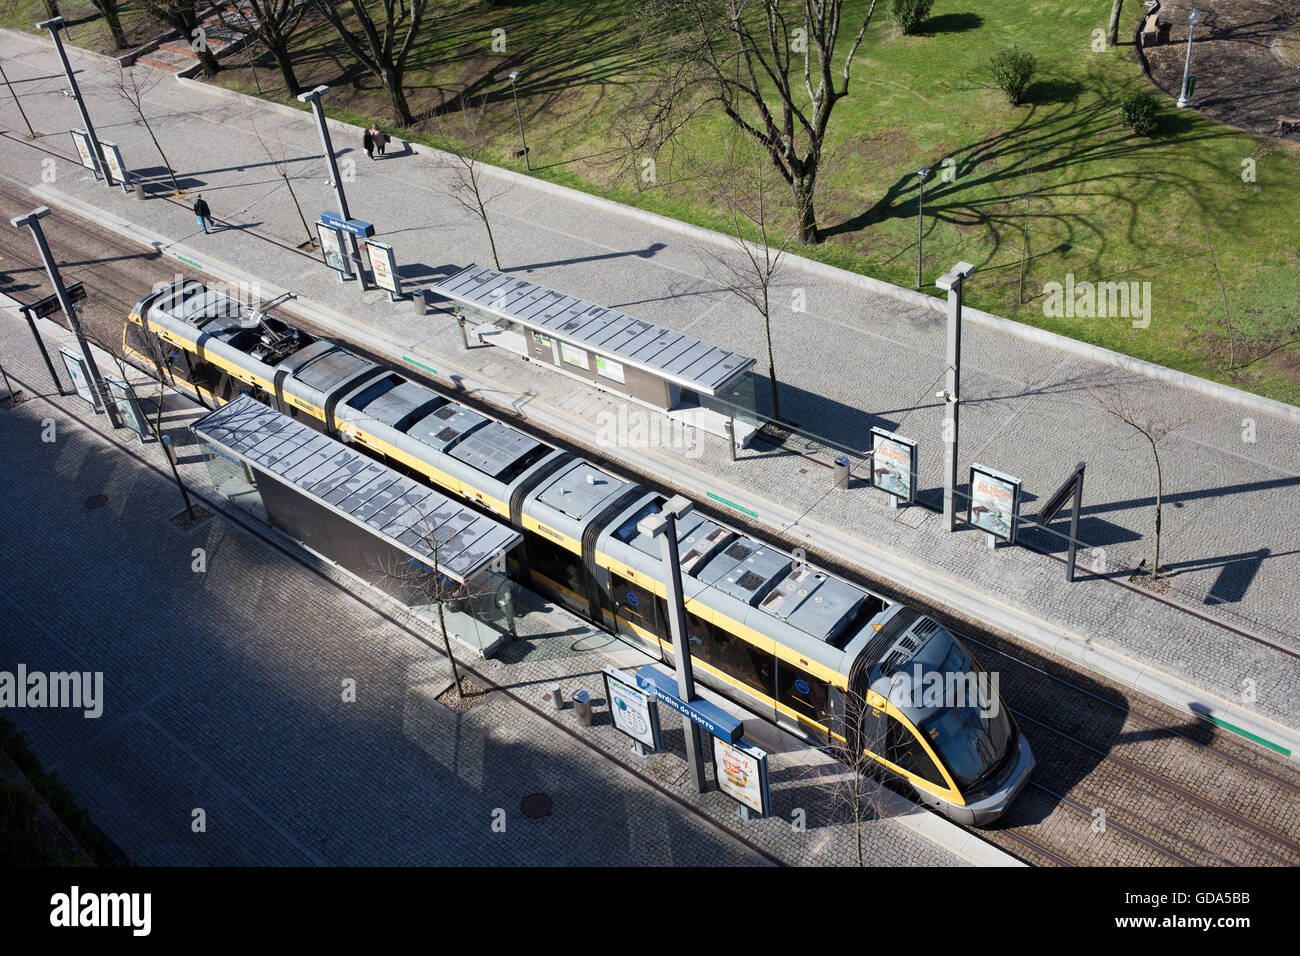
[
  {"x1": 24, "y1": 281, "x2": 86, "y2": 320},
  {"x1": 712, "y1": 736, "x2": 771, "y2": 816},
  {"x1": 603, "y1": 667, "x2": 662, "y2": 750},
  {"x1": 58, "y1": 347, "x2": 99, "y2": 412},
  {"x1": 635, "y1": 665, "x2": 743, "y2": 744},
  {"x1": 868, "y1": 427, "x2": 918, "y2": 503},
  {"x1": 320, "y1": 210, "x2": 375, "y2": 238},
  {"x1": 316, "y1": 222, "x2": 352, "y2": 277},
  {"x1": 969, "y1": 463, "x2": 1022, "y2": 543},
  {"x1": 364, "y1": 240, "x2": 402, "y2": 296}
]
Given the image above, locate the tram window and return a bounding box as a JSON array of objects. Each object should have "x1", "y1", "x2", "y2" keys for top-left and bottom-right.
[
  {"x1": 610, "y1": 573, "x2": 666, "y2": 642},
  {"x1": 777, "y1": 659, "x2": 830, "y2": 723},
  {"x1": 699, "y1": 623, "x2": 775, "y2": 698},
  {"x1": 527, "y1": 533, "x2": 585, "y2": 600},
  {"x1": 124, "y1": 323, "x2": 157, "y2": 360},
  {"x1": 884, "y1": 714, "x2": 947, "y2": 788},
  {"x1": 683, "y1": 610, "x2": 717, "y2": 666}
]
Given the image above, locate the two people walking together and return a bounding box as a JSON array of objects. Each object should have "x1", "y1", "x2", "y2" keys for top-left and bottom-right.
[{"x1": 363, "y1": 123, "x2": 388, "y2": 160}]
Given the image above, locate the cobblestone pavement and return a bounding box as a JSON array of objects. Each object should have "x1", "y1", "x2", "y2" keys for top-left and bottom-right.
[
  {"x1": 0, "y1": 33, "x2": 1294, "y2": 742},
  {"x1": 0, "y1": 307, "x2": 987, "y2": 867}
]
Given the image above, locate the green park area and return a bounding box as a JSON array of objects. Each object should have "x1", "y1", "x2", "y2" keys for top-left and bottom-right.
[{"x1": 5, "y1": 0, "x2": 1299, "y2": 404}]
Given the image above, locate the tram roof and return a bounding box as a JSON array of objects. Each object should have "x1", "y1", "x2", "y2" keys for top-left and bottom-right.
[
  {"x1": 433, "y1": 264, "x2": 756, "y2": 396},
  {"x1": 191, "y1": 395, "x2": 520, "y2": 582}
]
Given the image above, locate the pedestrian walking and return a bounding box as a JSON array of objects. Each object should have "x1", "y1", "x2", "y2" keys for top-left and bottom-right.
[
  {"x1": 371, "y1": 123, "x2": 388, "y2": 157},
  {"x1": 193, "y1": 194, "x2": 213, "y2": 235},
  {"x1": 363, "y1": 128, "x2": 374, "y2": 160}
]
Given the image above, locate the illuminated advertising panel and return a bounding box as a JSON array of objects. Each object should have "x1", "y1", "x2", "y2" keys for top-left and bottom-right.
[
  {"x1": 317, "y1": 222, "x2": 351, "y2": 276},
  {"x1": 712, "y1": 737, "x2": 770, "y2": 815},
  {"x1": 968, "y1": 463, "x2": 1022, "y2": 543},
  {"x1": 365, "y1": 240, "x2": 401, "y2": 295},
  {"x1": 868, "y1": 427, "x2": 918, "y2": 502}
]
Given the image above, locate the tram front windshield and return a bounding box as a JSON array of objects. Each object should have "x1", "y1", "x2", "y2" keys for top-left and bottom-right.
[{"x1": 922, "y1": 648, "x2": 1014, "y2": 791}]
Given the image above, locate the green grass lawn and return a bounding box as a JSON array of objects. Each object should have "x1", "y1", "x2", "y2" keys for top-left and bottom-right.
[
  {"x1": 0, "y1": 0, "x2": 168, "y2": 55},
  {"x1": 23, "y1": 0, "x2": 1300, "y2": 404}
]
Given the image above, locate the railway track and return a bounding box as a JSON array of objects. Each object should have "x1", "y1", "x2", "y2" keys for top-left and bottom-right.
[{"x1": 4, "y1": 169, "x2": 1299, "y2": 867}]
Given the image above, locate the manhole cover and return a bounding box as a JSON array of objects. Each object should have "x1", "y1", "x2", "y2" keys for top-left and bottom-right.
[
  {"x1": 84, "y1": 494, "x2": 108, "y2": 510},
  {"x1": 520, "y1": 793, "x2": 552, "y2": 819}
]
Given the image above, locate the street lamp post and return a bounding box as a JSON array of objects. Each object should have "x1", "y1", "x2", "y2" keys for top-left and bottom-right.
[
  {"x1": 37, "y1": 17, "x2": 108, "y2": 183},
  {"x1": 638, "y1": 494, "x2": 708, "y2": 795},
  {"x1": 0, "y1": 58, "x2": 36, "y2": 138},
  {"x1": 508, "y1": 71, "x2": 530, "y2": 173},
  {"x1": 297, "y1": 85, "x2": 371, "y2": 290},
  {"x1": 1176, "y1": 8, "x2": 1201, "y2": 108},
  {"x1": 935, "y1": 261, "x2": 975, "y2": 532},
  {"x1": 11, "y1": 206, "x2": 121, "y2": 427},
  {"x1": 916, "y1": 167, "x2": 931, "y2": 290}
]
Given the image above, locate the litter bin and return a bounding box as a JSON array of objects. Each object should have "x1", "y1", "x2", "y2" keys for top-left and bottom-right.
[
  {"x1": 833, "y1": 455, "x2": 851, "y2": 490},
  {"x1": 572, "y1": 689, "x2": 592, "y2": 726},
  {"x1": 133, "y1": 180, "x2": 146, "y2": 200},
  {"x1": 548, "y1": 683, "x2": 564, "y2": 710}
]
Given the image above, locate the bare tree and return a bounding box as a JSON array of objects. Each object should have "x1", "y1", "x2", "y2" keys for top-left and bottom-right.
[
  {"x1": 315, "y1": 0, "x2": 431, "y2": 128},
  {"x1": 623, "y1": 0, "x2": 879, "y2": 244},
  {"x1": 140, "y1": 0, "x2": 221, "y2": 77},
  {"x1": 218, "y1": 0, "x2": 310, "y2": 94},
  {"x1": 699, "y1": 132, "x2": 797, "y2": 422},
  {"x1": 426, "y1": 95, "x2": 506, "y2": 270},
  {"x1": 794, "y1": 686, "x2": 892, "y2": 866},
  {"x1": 108, "y1": 64, "x2": 183, "y2": 196},
  {"x1": 1091, "y1": 385, "x2": 1191, "y2": 582},
  {"x1": 251, "y1": 119, "x2": 316, "y2": 247}
]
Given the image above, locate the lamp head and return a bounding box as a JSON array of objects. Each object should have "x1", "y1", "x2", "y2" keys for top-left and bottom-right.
[
  {"x1": 917, "y1": 167, "x2": 931, "y2": 182},
  {"x1": 508, "y1": 71, "x2": 520, "y2": 82},
  {"x1": 36, "y1": 16, "x2": 65, "y2": 31},
  {"x1": 1189, "y1": 7, "x2": 1200, "y2": 22},
  {"x1": 935, "y1": 261, "x2": 976, "y2": 291},
  {"x1": 297, "y1": 84, "x2": 329, "y2": 103},
  {"x1": 10, "y1": 206, "x2": 51, "y2": 228}
]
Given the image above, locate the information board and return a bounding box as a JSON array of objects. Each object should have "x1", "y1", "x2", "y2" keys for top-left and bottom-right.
[
  {"x1": 58, "y1": 347, "x2": 99, "y2": 411},
  {"x1": 603, "y1": 667, "x2": 661, "y2": 750}
]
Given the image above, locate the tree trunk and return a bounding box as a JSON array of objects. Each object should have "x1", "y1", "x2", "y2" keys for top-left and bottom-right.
[
  {"x1": 1108, "y1": 0, "x2": 1124, "y2": 46},
  {"x1": 267, "y1": 39, "x2": 300, "y2": 95},
  {"x1": 94, "y1": 1, "x2": 128, "y2": 49},
  {"x1": 42, "y1": 0, "x2": 59, "y2": 20},
  {"x1": 196, "y1": 46, "x2": 221, "y2": 78},
  {"x1": 792, "y1": 170, "x2": 820, "y2": 244},
  {"x1": 381, "y1": 67, "x2": 412, "y2": 128}
]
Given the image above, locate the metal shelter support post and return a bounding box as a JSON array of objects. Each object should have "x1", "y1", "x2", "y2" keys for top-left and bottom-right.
[
  {"x1": 298, "y1": 86, "x2": 370, "y2": 290},
  {"x1": 38, "y1": 17, "x2": 108, "y2": 183},
  {"x1": 17, "y1": 305, "x2": 64, "y2": 394},
  {"x1": 936, "y1": 262, "x2": 975, "y2": 532},
  {"x1": 639, "y1": 495, "x2": 708, "y2": 795},
  {"x1": 1038, "y1": 461, "x2": 1087, "y2": 582},
  {"x1": 10, "y1": 207, "x2": 120, "y2": 426}
]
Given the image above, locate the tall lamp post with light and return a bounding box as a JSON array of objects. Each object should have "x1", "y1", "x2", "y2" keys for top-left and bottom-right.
[
  {"x1": 935, "y1": 261, "x2": 975, "y2": 532},
  {"x1": 37, "y1": 16, "x2": 108, "y2": 183},
  {"x1": 508, "y1": 71, "x2": 530, "y2": 172},
  {"x1": 638, "y1": 495, "x2": 708, "y2": 794},
  {"x1": 297, "y1": 85, "x2": 370, "y2": 290},
  {"x1": 1176, "y1": 8, "x2": 1201, "y2": 108},
  {"x1": 11, "y1": 206, "x2": 121, "y2": 427},
  {"x1": 916, "y1": 166, "x2": 931, "y2": 290}
]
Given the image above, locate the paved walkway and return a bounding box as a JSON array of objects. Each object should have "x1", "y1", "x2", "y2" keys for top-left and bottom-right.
[
  {"x1": 0, "y1": 29, "x2": 1296, "y2": 756},
  {"x1": 0, "y1": 295, "x2": 1010, "y2": 866}
]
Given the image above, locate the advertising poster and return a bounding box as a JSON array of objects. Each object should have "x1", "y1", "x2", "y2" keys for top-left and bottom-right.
[
  {"x1": 317, "y1": 223, "x2": 350, "y2": 276},
  {"x1": 869, "y1": 427, "x2": 918, "y2": 502},
  {"x1": 712, "y1": 737, "x2": 768, "y2": 815},
  {"x1": 603, "y1": 668, "x2": 660, "y2": 750},
  {"x1": 365, "y1": 240, "x2": 401, "y2": 295},
  {"x1": 969, "y1": 463, "x2": 1022, "y2": 543},
  {"x1": 594, "y1": 355, "x2": 624, "y2": 383},
  {"x1": 100, "y1": 141, "x2": 128, "y2": 188},
  {"x1": 70, "y1": 129, "x2": 95, "y2": 170},
  {"x1": 58, "y1": 347, "x2": 99, "y2": 412},
  {"x1": 560, "y1": 342, "x2": 589, "y2": 370}
]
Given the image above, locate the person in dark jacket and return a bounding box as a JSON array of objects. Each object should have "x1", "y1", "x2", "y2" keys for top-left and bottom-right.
[
  {"x1": 363, "y1": 128, "x2": 374, "y2": 160},
  {"x1": 193, "y1": 195, "x2": 212, "y2": 234},
  {"x1": 370, "y1": 122, "x2": 388, "y2": 157}
]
